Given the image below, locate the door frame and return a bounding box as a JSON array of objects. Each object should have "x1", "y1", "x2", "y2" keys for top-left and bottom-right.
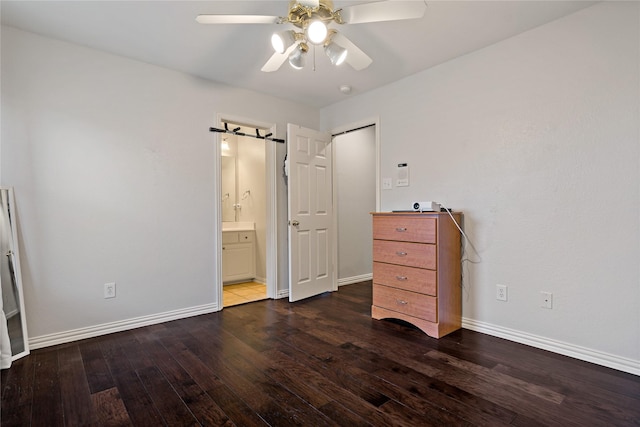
[{"x1": 215, "y1": 113, "x2": 278, "y2": 308}]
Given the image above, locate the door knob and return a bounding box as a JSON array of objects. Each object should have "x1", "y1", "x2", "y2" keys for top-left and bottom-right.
[{"x1": 289, "y1": 220, "x2": 300, "y2": 227}]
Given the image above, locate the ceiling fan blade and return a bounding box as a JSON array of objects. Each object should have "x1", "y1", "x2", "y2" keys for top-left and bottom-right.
[
  {"x1": 331, "y1": 33, "x2": 372, "y2": 71},
  {"x1": 196, "y1": 15, "x2": 280, "y2": 24},
  {"x1": 339, "y1": 1, "x2": 426, "y2": 24},
  {"x1": 261, "y1": 42, "x2": 299, "y2": 72}
]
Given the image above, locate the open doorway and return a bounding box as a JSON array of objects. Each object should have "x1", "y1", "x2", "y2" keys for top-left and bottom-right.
[
  {"x1": 216, "y1": 116, "x2": 278, "y2": 308},
  {"x1": 332, "y1": 121, "x2": 379, "y2": 286}
]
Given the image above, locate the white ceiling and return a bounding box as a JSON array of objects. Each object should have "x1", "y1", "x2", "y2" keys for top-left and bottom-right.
[{"x1": 1, "y1": 1, "x2": 596, "y2": 108}]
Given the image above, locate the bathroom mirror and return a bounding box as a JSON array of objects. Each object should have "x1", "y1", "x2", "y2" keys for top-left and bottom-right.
[
  {"x1": 1, "y1": 187, "x2": 29, "y2": 368},
  {"x1": 221, "y1": 155, "x2": 237, "y2": 222}
]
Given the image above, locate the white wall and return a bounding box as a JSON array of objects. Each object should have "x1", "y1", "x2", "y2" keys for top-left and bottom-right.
[
  {"x1": 0, "y1": 26, "x2": 318, "y2": 341},
  {"x1": 321, "y1": 2, "x2": 639, "y2": 373},
  {"x1": 335, "y1": 126, "x2": 376, "y2": 283}
]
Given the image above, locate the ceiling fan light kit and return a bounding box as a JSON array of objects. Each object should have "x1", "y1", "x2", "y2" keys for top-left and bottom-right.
[
  {"x1": 271, "y1": 30, "x2": 296, "y2": 54},
  {"x1": 325, "y1": 40, "x2": 347, "y2": 66},
  {"x1": 307, "y1": 20, "x2": 328, "y2": 44},
  {"x1": 289, "y1": 43, "x2": 309, "y2": 70},
  {"x1": 197, "y1": 0, "x2": 426, "y2": 72}
]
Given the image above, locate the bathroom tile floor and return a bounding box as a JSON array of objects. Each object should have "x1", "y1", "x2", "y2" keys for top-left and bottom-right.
[{"x1": 223, "y1": 281, "x2": 267, "y2": 307}]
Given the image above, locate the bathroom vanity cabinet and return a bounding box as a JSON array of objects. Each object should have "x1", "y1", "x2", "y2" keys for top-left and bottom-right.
[{"x1": 222, "y1": 225, "x2": 256, "y2": 284}]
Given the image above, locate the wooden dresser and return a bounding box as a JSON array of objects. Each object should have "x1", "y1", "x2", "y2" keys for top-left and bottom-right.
[{"x1": 371, "y1": 212, "x2": 462, "y2": 338}]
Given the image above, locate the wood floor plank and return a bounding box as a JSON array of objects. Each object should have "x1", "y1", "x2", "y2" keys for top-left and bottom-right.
[
  {"x1": 30, "y1": 349, "x2": 63, "y2": 427},
  {"x1": 99, "y1": 335, "x2": 166, "y2": 426},
  {"x1": 57, "y1": 344, "x2": 98, "y2": 426},
  {"x1": 90, "y1": 387, "x2": 133, "y2": 427},
  {"x1": 0, "y1": 355, "x2": 35, "y2": 427},
  {"x1": 79, "y1": 338, "x2": 116, "y2": 394},
  {"x1": 135, "y1": 365, "x2": 199, "y2": 426}
]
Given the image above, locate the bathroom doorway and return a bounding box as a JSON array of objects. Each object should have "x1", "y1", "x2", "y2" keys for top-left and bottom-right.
[{"x1": 218, "y1": 117, "x2": 276, "y2": 308}]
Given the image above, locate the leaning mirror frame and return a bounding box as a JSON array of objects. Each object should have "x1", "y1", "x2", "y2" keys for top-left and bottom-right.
[{"x1": 1, "y1": 187, "x2": 30, "y2": 368}]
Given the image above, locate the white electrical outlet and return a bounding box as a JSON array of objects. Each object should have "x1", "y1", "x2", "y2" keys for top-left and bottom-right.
[
  {"x1": 541, "y1": 291, "x2": 552, "y2": 309},
  {"x1": 104, "y1": 282, "x2": 116, "y2": 299},
  {"x1": 496, "y1": 284, "x2": 507, "y2": 301}
]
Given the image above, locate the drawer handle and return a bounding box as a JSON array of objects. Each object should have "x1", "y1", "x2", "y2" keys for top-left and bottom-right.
[
  {"x1": 395, "y1": 227, "x2": 407, "y2": 232},
  {"x1": 396, "y1": 299, "x2": 408, "y2": 305},
  {"x1": 395, "y1": 251, "x2": 407, "y2": 257},
  {"x1": 395, "y1": 275, "x2": 408, "y2": 281}
]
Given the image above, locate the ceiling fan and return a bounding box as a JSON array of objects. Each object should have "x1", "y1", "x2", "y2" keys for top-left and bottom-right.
[{"x1": 196, "y1": 0, "x2": 427, "y2": 72}]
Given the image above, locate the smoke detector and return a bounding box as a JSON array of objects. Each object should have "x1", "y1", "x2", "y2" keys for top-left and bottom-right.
[{"x1": 339, "y1": 85, "x2": 352, "y2": 95}]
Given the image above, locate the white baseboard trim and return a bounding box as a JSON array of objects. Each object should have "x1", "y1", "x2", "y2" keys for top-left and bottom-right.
[
  {"x1": 29, "y1": 302, "x2": 219, "y2": 350},
  {"x1": 338, "y1": 273, "x2": 372, "y2": 287},
  {"x1": 462, "y1": 317, "x2": 639, "y2": 376},
  {"x1": 276, "y1": 289, "x2": 289, "y2": 299}
]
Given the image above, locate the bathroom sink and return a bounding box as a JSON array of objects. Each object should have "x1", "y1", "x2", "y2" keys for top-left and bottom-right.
[{"x1": 222, "y1": 222, "x2": 255, "y2": 232}]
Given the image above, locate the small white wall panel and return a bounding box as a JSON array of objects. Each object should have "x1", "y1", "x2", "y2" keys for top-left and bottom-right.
[
  {"x1": 315, "y1": 140, "x2": 328, "y2": 158},
  {"x1": 296, "y1": 163, "x2": 310, "y2": 215},
  {"x1": 296, "y1": 230, "x2": 311, "y2": 284},
  {"x1": 315, "y1": 228, "x2": 328, "y2": 279},
  {"x1": 315, "y1": 165, "x2": 328, "y2": 215}
]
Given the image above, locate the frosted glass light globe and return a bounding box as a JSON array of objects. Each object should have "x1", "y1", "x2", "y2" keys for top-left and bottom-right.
[
  {"x1": 325, "y1": 42, "x2": 347, "y2": 66},
  {"x1": 271, "y1": 33, "x2": 285, "y2": 53},
  {"x1": 307, "y1": 20, "x2": 327, "y2": 44}
]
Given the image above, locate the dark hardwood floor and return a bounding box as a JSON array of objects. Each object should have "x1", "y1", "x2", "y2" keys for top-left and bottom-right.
[{"x1": 2, "y1": 281, "x2": 639, "y2": 426}]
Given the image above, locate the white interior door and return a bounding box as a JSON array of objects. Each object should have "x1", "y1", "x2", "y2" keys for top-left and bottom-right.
[{"x1": 287, "y1": 124, "x2": 334, "y2": 302}]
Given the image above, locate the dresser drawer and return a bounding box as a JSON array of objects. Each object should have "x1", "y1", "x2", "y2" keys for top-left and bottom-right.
[
  {"x1": 373, "y1": 284, "x2": 437, "y2": 322},
  {"x1": 373, "y1": 262, "x2": 437, "y2": 296},
  {"x1": 373, "y1": 240, "x2": 436, "y2": 270},
  {"x1": 373, "y1": 216, "x2": 436, "y2": 243}
]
